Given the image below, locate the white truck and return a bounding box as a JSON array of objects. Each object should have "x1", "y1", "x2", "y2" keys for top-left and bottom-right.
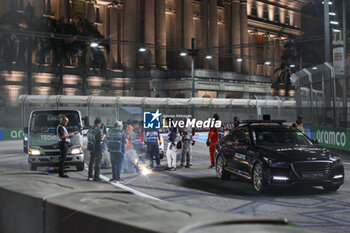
[{"x1": 24, "y1": 110, "x2": 85, "y2": 171}]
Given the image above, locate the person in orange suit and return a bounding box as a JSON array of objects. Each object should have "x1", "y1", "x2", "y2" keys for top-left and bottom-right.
[{"x1": 207, "y1": 114, "x2": 224, "y2": 168}]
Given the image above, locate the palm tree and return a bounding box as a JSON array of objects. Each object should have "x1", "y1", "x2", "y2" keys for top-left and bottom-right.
[
  {"x1": 0, "y1": 4, "x2": 42, "y2": 94},
  {"x1": 47, "y1": 15, "x2": 109, "y2": 95},
  {"x1": 72, "y1": 15, "x2": 109, "y2": 95},
  {"x1": 272, "y1": 42, "x2": 298, "y2": 96}
]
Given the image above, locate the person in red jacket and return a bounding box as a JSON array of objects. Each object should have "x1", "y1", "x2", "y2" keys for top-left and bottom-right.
[{"x1": 207, "y1": 114, "x2": 224, "y2": 168}]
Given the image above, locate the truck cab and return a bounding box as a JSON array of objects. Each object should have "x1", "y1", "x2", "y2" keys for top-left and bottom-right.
[{"x1": 25, "y1": 110, "x2": 85, "y2": 171}]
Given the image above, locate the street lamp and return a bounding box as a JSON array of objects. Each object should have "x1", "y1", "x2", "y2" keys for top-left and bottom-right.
[
  {"x1": 180, "y1": 52, "x2": 187, "y2": 57},
  {"x1": 138, "y1": 47, "x2": 146, "y2": 52},
  {"x1": 236, "y1": 58, "x2": 243, "y2": 62},
  {"x1": 90, "y1": 42, "x2": 99, "y2": 48},
  {"x1": 264, "y1": 61, "x2": 271, "y2": 65},
  {"x1": 185, "y1": 38, "x2": 199, "y2": 98},
  {"x1": 205, "y1": 55, "x2": 212, "y2": 60}
]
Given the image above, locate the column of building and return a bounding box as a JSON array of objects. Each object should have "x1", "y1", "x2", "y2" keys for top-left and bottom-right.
[
  {"x1": 263, "y1": 34, "x2": 270, "y2": 76},
  {"x1": 240, "y1": 0, "x2": 249, "y2": 74},
  {"x1": 55, "y1": 0, "x2": 68, "y2": 21},
  {"x1": 144, "y1": 0, "x2": 156, "y2": 69},
  {"x1": 109, "y1": 5, "x2": 123, "y2": 69},
  {"x1": 155, "y1": 0, "x2": 167, "y2": 70},
  {"x1": 223, "y1": 0, "x2": 231, "y2": 71},
  {"x1": 249, "y1": 32, "x2": 257, "y2": 75},
  {"x1": 201, "y1": 0, "x2": 209, "y2": 69},
  {"x1": 87, "y1": 1, "x2": 95, "y2": 24},
  {"x1": 123, "y1": 0, "x2": 138, "y2": 95},
  {"x1": 209, "y1": 0, "x2": 218, "y2": 70},
  {"x1": 231, "y1": 0, "x2": 241, "y2": 73}
]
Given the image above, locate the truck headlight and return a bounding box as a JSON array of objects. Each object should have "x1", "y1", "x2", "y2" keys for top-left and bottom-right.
[
  {"x1": 29, "y1": 148, "x2": 41, "y2": 156},
  {"x1": 70, "y1": 147, "x2": 83, "y2": 155}
]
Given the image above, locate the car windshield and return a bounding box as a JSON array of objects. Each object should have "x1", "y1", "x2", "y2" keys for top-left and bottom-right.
[
  {"x1": 30, "y1": 111, "x2": 80, "y2": 134},
  {"x1": 253, "y1": 130, "x2": 313, "y2": 147}
]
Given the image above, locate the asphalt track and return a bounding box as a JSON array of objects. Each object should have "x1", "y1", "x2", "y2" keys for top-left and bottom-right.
[{"x1": 1, "y1": 139, "x2": 350, "y2": 233}]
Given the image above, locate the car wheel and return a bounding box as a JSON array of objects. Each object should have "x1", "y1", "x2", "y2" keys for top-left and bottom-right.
[
  {"x1": 323, "y1": 184, "x2": 341, "y2": 192},
  {"x1": 252, "y1": 162, "x2": 266, "y2": 193},
  {"x1": 216, "y1": 155, "x2": 230, "y2": 180},
  {"x1": 30, "y1": 164, "x2": 37, "y2": 171},
  {"x1": 76, "y1": 163, "x2": 85, "y2": 171}
]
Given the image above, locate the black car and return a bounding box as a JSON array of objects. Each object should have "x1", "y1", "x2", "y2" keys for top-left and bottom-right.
[{"x1": 215, "y1": 120, "x2": 344, "y2": 193}]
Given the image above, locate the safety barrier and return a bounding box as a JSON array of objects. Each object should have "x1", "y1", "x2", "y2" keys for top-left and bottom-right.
[{"x1": 0, "y1": 167, "x2": 316, "y2": 233}]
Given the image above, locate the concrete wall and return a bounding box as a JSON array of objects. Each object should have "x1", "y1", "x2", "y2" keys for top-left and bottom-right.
[{"x1": 0, "y1": 167, "x2": 315, "y2": 233}]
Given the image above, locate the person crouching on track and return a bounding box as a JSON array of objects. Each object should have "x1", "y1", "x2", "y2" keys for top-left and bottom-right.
[
  {"x1": 145, "y1": 128, "x2": 161, "y2": 168},
  {"x1": 87, "y1": 118, "x2": 105, "y2": 181},
  {"x1": 107, "y1": 121, "x2": 126, "y2": 182},
  {"x1": 207, "y1": 113, "x2": 224, "y2": 168}
]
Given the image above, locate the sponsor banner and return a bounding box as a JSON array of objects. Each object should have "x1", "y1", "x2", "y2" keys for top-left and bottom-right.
[
  {"x1": 313, "y1": 126, "x2": 349, "y2": 151},
  {"x1": 333, "y1": 47, "x2": 345, "y2": 75},
  {"x1": 0, "y1": 128, "x2": 24, "y2": 141}
]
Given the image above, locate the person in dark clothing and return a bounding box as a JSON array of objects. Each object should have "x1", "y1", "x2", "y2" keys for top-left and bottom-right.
[
  {"x1": 107, "y1": 121, "x2": 127, "y2": 182},
  {"x1": 87, "y1": 118, "x2": 105, "y2": 181},
  {"x1": 145, "y1": 128, "x2": 161, "y2": 168},
  {"x1": 56, "y1": 116, "x2": 75, "y2": 178}
]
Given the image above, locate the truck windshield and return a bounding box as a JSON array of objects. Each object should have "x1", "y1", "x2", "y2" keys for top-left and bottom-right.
[
  {"x1": 254, "y1": 130, "x2": 313, "y2": 147},
  {"x1": 30, "y1": 111, "x2": 80, "y2": 134}
]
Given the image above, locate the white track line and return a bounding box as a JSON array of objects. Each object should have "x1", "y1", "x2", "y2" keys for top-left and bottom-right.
[{"x1": 84, "y1": 163, "x2": 162, "y2": 202}]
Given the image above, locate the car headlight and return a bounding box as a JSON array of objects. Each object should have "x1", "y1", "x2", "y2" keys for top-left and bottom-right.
[
  {"x1": 29, "y1": 148, "x2": 41, "y2": 156},
  {"x1": 330, "y1": 155, "x2": 342, "y2": 165},
  {"x1": 70, "y1": 147, "x2": 83, "y2": 155}
]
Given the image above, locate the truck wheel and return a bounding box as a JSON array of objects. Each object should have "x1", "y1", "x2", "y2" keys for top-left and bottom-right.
[
  {"x1": 76, "y1": 163, "x2": 85, "y2": 171},
  {"x1": 30, "y1": 164, "x2": 37, "y2": 171}
]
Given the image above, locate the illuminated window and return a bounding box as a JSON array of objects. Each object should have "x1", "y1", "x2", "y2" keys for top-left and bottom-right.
[
  {"x1": 45, "y1": 0, "x2": 53, "y2": 15},
  {"x1": 251, "y1": 4, "x2": 257, "y2": 17},
  {"x1": 95, "y1": 8, "x2": 102, "y2": 23},
  {"x1": 285, "y1": 14, "x2": 290, "y2": 25},
  {"x1": 274, "y1": 10, "x2": 280, "y2": 22},
  {"x1": 263, "y1": 6, "x2": 268, "y2": 19}
]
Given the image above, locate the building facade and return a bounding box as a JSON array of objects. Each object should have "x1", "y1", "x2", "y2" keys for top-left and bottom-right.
[{"x1": 0, "y1": 0, "x2": 308, "y2": 106}]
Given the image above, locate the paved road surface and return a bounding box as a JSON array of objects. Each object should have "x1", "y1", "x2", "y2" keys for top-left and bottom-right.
[{"x1": 1, "y1": 139, "x2": 350, "y2": 233}]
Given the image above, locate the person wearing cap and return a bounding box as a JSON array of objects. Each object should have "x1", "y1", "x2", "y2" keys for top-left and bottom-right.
[
  {"x1": 230, "y1": 116, "x2": 240, "y2": 132},
  {"x1": 292, "y1": 115, "x2": 304, "y2": 132},
  {"x1": 107, "y1": 121, "x2": 126, "y2": 182}
]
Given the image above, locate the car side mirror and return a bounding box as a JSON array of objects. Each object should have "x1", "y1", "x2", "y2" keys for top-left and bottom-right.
[
  {"x1": 24, "y1": 127, "x2": 28, "y2": 134},
  {"x1": 83, "y1": 116, "x2": 90, "y2": 128},
  {"x1": 312, "y1": 139, "x2": 319, "y2": 145}
]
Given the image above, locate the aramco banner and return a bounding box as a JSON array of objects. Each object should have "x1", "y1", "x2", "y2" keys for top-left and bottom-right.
[
  {"x1": 0, "y1": 129, "x2": 24, "y2": 141},
  {"x1": 305, "y1": 126, "x2": 350, "y2": 151}
]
